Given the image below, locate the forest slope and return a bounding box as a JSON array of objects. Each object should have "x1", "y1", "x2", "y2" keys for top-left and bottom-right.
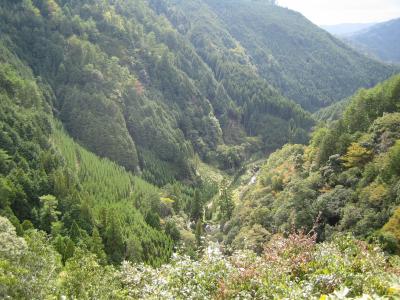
[
  {"x1": 224, "y1": 75, "x2": 400, "y2": 255},
  {"x1": 0, "y1": 46, "x2": 175, "y2": 266},
  {"x1": 347, "y1": 18, "x2": 400, "y2": 64},
  {"x1": 1, "y1": 38, "x2": 400, "y2": 299},
  {"x1": 152, "y1": 0, "x2": 397, "y2": 110},
  {"x1": 1, "y1": 1, "x2": 400, "y2": 298},
  {"x1": 1, "y1": 0, "x2": 396, "y2": 185},
  {"x1": 0, "y1": 0, "x2": 315, "y2": 184}
]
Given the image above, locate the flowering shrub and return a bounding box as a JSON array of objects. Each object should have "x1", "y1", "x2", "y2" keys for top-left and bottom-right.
[
  {"x1": 1, "y1": 216, "x2": 398, "y2": 299},
  {"x1": 119, "y1": 246, "x2": 233, "y2": 299},
  {"x1": 116, "y1": 233, "x2": 399, "y2": 299}
]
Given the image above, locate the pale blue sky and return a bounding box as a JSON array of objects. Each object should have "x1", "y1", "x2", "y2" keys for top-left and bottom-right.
[{"x1": 277, "y1": 0, "x2": 400, "y2": 25}]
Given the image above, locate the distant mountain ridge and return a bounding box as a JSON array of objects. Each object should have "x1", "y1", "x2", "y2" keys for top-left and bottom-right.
[
  {"x1": 321, "y1": 22, "x2": 376, "y2": 36},
  {"x1": 346, "y1": 18, "x2": 400, "y2": 64}
]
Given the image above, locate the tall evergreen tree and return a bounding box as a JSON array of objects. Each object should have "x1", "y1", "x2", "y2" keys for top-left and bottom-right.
[
  {"x1": 218, "y1": 183, "x2": 234, "y2": 223},
  {"x1": 90, "y1": 227, "x2": 107, "y2": 264},
  {"x1": 104, "y1": 216, "x2": 125, "y2": 264}
]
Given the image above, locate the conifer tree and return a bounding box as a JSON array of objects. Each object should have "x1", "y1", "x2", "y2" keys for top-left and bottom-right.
[
  {"x1": 195, "y1": 219, "x2": 203, "y2": 247},
  {"x1": 191, "y1": 190, "x2": 202, "y2": 221},
  {"x1": 69, "y1": 221, "x2": 83, "y2": 243},
  {"x1": 39, "y1": 195, "x2": 60, "y2": 232},
  {"x1": 90, "y1": 227, "x2": 107, "y2": 264},
  {"x1": 104, "y1": 217, "x2": 125, "y2": 264},
  {"x1": 218, "y1": 182, "x2": 234, "y2": 223}
]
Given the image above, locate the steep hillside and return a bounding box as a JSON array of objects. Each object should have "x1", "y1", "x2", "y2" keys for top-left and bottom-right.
[
  {"x1": 204, "y1": 0, "x2": 397, "y2": 110},
  {"x1": 0, "y1": 0, "x2": 317, "y2": 185},
  {"x1": 1, "y1": 37, "x2": 399, "y2": 299},
  {"x1": 153, "y1": 0, "x2": 396, "y2": 110},
  {"x1": 224, "y1": 75, "x2": 400, "y2": 254},
  {"x1": 0, "y1": 0, "x2": 214, "y2": 183},
  {"x1": 2, "y1": 1, "x2": 400, "y2": 298},
  {"x1": 0, "y1": 0, "x2": 395, "y2": 183},
  {"x1": 313, "y1": 98, "x2": 350, "y2": 123},
  {"x1": 0, "y1": 47, "x2": 177, "y2": 266},
  {"x1": 348, "y1": 18, "x2": 400, "y2": 64},
  {"x1": 0, "y1": 0, "x2": 312, "y2": 272}
]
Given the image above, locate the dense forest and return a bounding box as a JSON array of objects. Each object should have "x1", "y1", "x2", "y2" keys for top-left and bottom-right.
[
  {"x1": 1, "y1": 0, "x2": 400, "y2": 299},
  {"x1": 224, "y1": 75, "x2": 400, "y2": 253}
]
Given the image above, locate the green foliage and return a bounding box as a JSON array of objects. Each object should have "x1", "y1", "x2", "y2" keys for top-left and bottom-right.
[
  {"x1": 0, "y1": 59, "x2": 60, "y2": 230},
  {"x1": 164, "y1": 219, "x2": 181, "y2": 242},
  {"x1": 382, "y1": 207, "x2": 400, "y2": 252},
  {"x1": 161, "y1": 180, "x2": 218, "y2": 220},
  {"x1": 118, "y1": 233, "x2": 398, "y2": 299},
  {"x1": 227, "y1": 75, "x2": 400, "y2": 251},
  {"x1": 0, "y1": 0, "x2": 399, "y2": 298},
  {"x1": 232, "y1": 224, "x2": 271, "y2": 254},
  {"x1": 53, "y1": 235, "x2": 75, "y2": 264},
  {"x1": 38, "y1": 194, "x2": 60, "y2": 232},
  {"x1": 0, "y1": 217, "x2": 62, "y2": 299},
  {"x1": 0, "y1": 149, "x2": 10, "y2": 174},
  {"x1": 190, "y1": 189, "x2": 203, "y2": 221},
  {"x1": 313, "y1": 98, "x2": 350, "y2": 123},
  {"x1": 59, "y1": 249, "x2": 123, "y2": 299},
  {"x1": 2, "y1": 0, "x2": 392, "y2": 184},
  {"x1": 387, "y1": 141, "x2": 400, "y2": 178},
  {"x1": 218, "y1": 182, "x2": 235, "y2": 223},
  {"x1": 343, "y1": 75, "x2": 400, "y2": 133},
  {"x1": 0, "y1": 53, "x2": 174, "y2": 267},
  {"x1": 311, "y1": 74, "x2": 400, "y2": 168},
  {"x1": 2, "y1": 217, "x2": 396, "y2": 299},
  {"x1": 145, "y1": 211, "x2": 161, "y2": 230},
  {"x1": 195, "y1": 219, "x2": 203, "y2": 247},
  {"x1": 199, "y1": 0, "x2": 395, "y2": 110},
  {"x1": 0, "y1": 0, "x2": 323, "y2": 180},
  {"x1": 53, "y1": 127, "x2": 173, "y2": 266},
  {"x1": 342, "y1": 143, "x2": 373, "y2": 168}
]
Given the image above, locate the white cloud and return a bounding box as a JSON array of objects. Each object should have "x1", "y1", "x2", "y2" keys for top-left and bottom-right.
[{"x1": 277, "y1": 0, "x2": 400, "y2": 25}]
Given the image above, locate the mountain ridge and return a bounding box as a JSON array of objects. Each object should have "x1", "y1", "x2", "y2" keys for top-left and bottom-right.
[
  {"x1": 153, "y1": 0, "x2": 397, "y2": 110},
  {"x1": 346, "y1": 18, "x2": 400, "y2": 64},
  {"x1": 321, "y1": 22, "x2": 376, "y2": 36}
]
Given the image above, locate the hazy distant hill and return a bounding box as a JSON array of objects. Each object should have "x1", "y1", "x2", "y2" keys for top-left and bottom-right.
[
  {"x1": 347, "y1": 18, "x2": 400, "y2": 64},
  {"x1": 321, "y1": 22, "x2": 376, "y2": 36}
]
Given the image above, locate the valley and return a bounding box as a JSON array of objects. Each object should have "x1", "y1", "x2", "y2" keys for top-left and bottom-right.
[{"x1": 0, "y1": 0, "x2": 400, "y2": 299}]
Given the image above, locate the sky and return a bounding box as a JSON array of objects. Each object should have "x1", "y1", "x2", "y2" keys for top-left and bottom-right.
[{"x1": 277, "y1": 0, "x2": 400, "y2": 26}]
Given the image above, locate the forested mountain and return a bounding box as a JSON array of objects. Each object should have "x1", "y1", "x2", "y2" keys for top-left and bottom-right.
[
  {"x1": 0, "y1": 0, "x2": 321, "y2": 185},
  {"x1": 0, "y1": 0, "x2": 395, "y2": 183},
  {"x1": 224, "y1": 75, "x2": 400, "y2": 256},
  {"x1": 347, "y1": 18, "x2": 400, "y2": 64},
  {"x1": 0, "y1": 44, "x2": 176, "y2": 267},
  {"x1": 1, "y1": 0, "x2": 400, "y2": 298},
  {"x1": 150, "y1": 0, "x2": 396, "y2": 110}
]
